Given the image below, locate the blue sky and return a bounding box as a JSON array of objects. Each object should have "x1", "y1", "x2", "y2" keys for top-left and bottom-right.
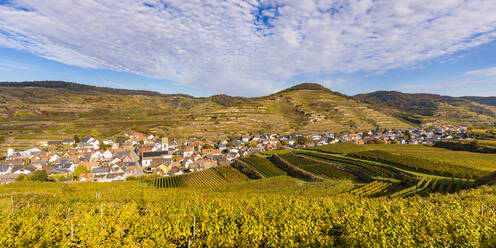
[{"x1": 1, "y1": 0, "x2": 496, "y2": 97}]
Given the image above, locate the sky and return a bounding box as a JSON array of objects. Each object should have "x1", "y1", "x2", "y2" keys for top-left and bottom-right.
[{"x1": 0, "y1": 0, "x2": 496, "y2": 97}]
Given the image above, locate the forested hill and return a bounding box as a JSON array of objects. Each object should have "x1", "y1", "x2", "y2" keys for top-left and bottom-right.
[{"x1": 0, "y1": 81, "x2": 188, "y2": 97}]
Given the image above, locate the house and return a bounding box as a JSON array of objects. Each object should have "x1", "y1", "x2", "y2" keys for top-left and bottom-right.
[
  {"x1": 91, "y1": 167, "x2": 110, "y2": 175},
  {"x1": 48, "y1": 153, "x2": 61, "y2": 163},
  {"x1": 156, "y1": 164, "x2": 170, "y2": 175},
  {"x1": 79, "y1": 137, "x2": 100, "y2": 150},
  {"x1": 105, "y1": 173, "x2": 125, "y2": 182},
  {"x1": 63, "y1": 139, "x2": 75, "y2": 145},
  {"x1": 54, "y1": 160, "x2": 77, "y2": 173},
  {"x1": 0, "y1": 165, "x2": 11, "y2": 175},
  {"x1": 12, "y1": 165, "x2": 36, "y2": 175},
  {"x1": 150, "y1": 158, "x2": 172, "y2": 169},
  {"x1": 79, "y1": 173, "x2": 94, "y2": 182},
  {"x1": 180, "y1": 147, "x2": 194, "y2": 157},
  {"x1": 47, "y1": 140, "x2": 62, "y2": 146},
  {"x1": 198, "y1": 159, "x2": 218, "y2": 170},
  {"x1": 19, "y1": 148, "x2": 41, "y2": 158},
  {"x1": 202, "y1": 148, "x2": 221, "y2": 156},
  {"x1": 123, "y1": 162, "x2": 137, "y2": 175},
  {"x1": 218, "y1": 140, "x2": 228, "y2": 151},
  {"x1": 226, "y1": 151, "x2": 239, "y2": 162},
  {"x1": 0, "y1": 159, "x2": 24, "y2": 167},
  {"x1": 141, "y1": 151, "x2": 171, "y2": 167},
  {"x1": 0, "y1": 174, "x2": 20, "y2": 184},
  {"x1": 232, "y1": 141, "x2": 243, "y2": 149},
  {"x1": 241, "y1": 135, "x2": 250, "y2": 143}
]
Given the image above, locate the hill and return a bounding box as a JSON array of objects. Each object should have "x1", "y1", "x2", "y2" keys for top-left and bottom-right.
[
  {"x1": 0, "y1": 81, "x2": 414, "y2": 149},
  {"x1": 0, "y1": 81, "x2": 173, "y2": 97},
  {"x1": 463, "y1": 96, "x2": 496, "y2": 107},
  {"x1": 354, "y1": 91, "x2": 496, "y2": 126}
]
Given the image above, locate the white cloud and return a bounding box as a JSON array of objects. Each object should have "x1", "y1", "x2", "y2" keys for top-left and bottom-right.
[
  {"x1": 464, "y1": 67, "x2": 496, "y2": 77},
  {"x1": 0, "y1": 0, "x2": 496, "y2": 95},
  {"x1": 0, "y1": 60, "x2": 32, "y2": 71}
]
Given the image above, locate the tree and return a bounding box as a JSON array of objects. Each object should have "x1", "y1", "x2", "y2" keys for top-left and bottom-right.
[
  {"x1": 116, "y1": 135, "x2": 126, "y2": 145},
  {"x1": 202, "y1": 144, "x2": 213, "y2": 149},
  {"x1": 126, "y1": 176, "x2": 137, "y2": 181},
  {"x1": 74, "y1": 135, "x2": 81, "y2": 143},
  {"x1": 250, "y1": 140, "x2": 258, "y2": 148},
  {"x1": 15, "y1": 174, "x2": 28, "y2": 181},
  {"x1": 403, "y1": 131, "x2": 412, "y2": 142},
  {"x1": 29, "y1": 170, "x2": 48, "y2": 182},
  {"x1": 73, "y1": 165, "x2": 90, "y2": 180},
  {"x1": 296, "y1": 136, "x2": 312, "y2": 145}
]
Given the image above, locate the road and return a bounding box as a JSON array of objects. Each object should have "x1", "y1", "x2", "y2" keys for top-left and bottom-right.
[{"x1": 130, "y1": 147, "x2": 144, "y2": 176}]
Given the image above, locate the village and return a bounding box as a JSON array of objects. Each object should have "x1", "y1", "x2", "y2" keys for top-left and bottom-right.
[{"x1": 0, "y1": 125, "x2": 470, "y2": 184}]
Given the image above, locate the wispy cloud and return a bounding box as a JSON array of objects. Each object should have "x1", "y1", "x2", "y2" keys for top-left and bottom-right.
[
  {"x1": 0, "y1": 0, "x2": 496, "y2": 95},
  {"x1": 0, "y1": 60, "x2": 32, "y2": 71},
  {"x1": 464, "y1": 66, "x2": 496, "y2": 77}
]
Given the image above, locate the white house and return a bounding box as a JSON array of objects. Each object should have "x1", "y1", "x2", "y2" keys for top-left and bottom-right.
[{"x1": 7, "y1": 148, "x2": 14, "y2": 158}]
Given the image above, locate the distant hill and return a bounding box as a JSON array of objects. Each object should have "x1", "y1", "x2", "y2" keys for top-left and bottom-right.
[
  {"x1": 462, "y1": 96, "x2": 496, "y2": 107},
  {"x1": 0, "y1": 81, "x2": 192, "y2": 98},
  {"x1": 355, "y1": 91, "x2": 496, "y2": 126},
  {"x1": 208, "y1": 94, "x2": 252, "y2": 107},
  {"x1": 0, "y1": 81, "x2": 414, "y2": 150},
  {"x1": 0, "y1": 81, "x2": 495, "y2": 150}
]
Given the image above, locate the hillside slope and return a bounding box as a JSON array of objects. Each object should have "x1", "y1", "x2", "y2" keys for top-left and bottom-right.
[
  {"x1": 0, "y1": 81, "x2": 413, "y2": 149},
  {"x1": 463, "y1": 96, "x2": 496, "y2": 107},
  {"x1": 354, "y1": 91, "x2": 496, "y2": 126}
]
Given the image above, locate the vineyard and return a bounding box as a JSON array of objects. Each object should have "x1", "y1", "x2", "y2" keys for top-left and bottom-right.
[
  {"x1": 149, "y1": 143, "x2": 492, "y2": 199},
  {"x1": 296, "y1": 150, "x2": 402, "y2": 178},
  {"x1": 241, "y1": 156, "x2": 286, "y2": 177},
  {"x1": 350, "y1": 150, "x2": 486, "y2": 178},
  {"x1": 307, "y1": 142, "x2": 368, "y2": 154},
  {"x1": 0, "y1": 179, "x2": 495, "y2": 247},
  {"x1": 1, "y1": 143, "x2": 495, "y2": 247},
  {"x1": 151, "y1": 166, "x2": 248, "y2": 188},
  {"x1": 279, "y1": 154, "x2": 356, "y2": 180},
  {"x1": 350, "y1": 181, "x2": 393, "y2": 197}
]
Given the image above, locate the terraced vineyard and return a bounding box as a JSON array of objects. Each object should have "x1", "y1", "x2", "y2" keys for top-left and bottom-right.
[
  {"x1": 242, "y1": 156, "x2": 286, "y2": 177},
  {"x1": 213, "y1": 166, "x2": 250, "y2": 183},
  {"x1": 350, "y1": 150, "x2": 486, "y2": 178},
  {"x1": 152, "y1": 166, "x2": 248, "y2": 188},
  {"x1": 297, "y1": 150, "x2": 401, "y2": 178},
  {"x1": 350, "y1": 181, "x2": 393, "y2": 197},
  {"x1": 279, "y1": 154, "x2": 356, "y2": 180}
]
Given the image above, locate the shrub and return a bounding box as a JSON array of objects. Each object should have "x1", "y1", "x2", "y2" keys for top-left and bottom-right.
[{"x1": 29, "y1": 170, "x2": 48, "y2": 182}]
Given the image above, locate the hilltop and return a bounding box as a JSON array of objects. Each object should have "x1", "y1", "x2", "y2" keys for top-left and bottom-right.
[{"x1": 354, "y1": 91, "x2": 496, "y2": 126}]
